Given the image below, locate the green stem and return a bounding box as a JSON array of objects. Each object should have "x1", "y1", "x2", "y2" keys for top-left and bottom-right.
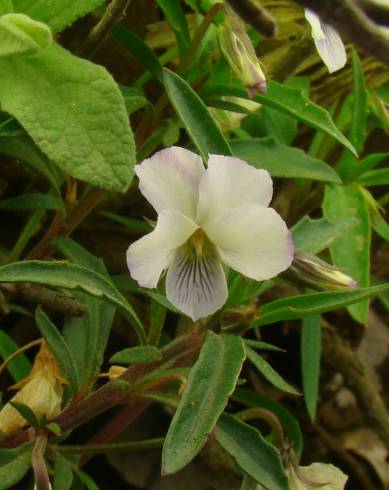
[{"x1": 52, "y1": 437, "x2": 164, "y2": 454}]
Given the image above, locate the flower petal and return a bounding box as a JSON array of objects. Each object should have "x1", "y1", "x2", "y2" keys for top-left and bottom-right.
[
  {"x1": 197, "y1": 154, "x2": 273, "y2": 226},
  {"x1": 135, "y1": 147, "x2": 204, "y2": 219},
  {"x1": 166, "y1": 244, "x2": 228, "y2": 321},
  {"x1": 204, "y1": 204, "x2": 293, "y2": 281},
  {"x1": 305, "y1": 9, "x2": 346, "y2": 73},
  {"x1": 127, "y1": 210, "x2": 198, "y2": 288}
]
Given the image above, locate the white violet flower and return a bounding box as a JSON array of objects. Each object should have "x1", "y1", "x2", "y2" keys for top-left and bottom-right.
[
  {"x1": 127, "y1": 147, "x2": 293, "y2": 321},
  {"x1": 304, "y1": 8, "x2": 347, "y2": 73}
]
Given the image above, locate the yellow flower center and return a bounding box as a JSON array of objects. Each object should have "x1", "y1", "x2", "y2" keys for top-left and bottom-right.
[{"x1": 188, "y1": 228, "x2": 207, "y2": 257}]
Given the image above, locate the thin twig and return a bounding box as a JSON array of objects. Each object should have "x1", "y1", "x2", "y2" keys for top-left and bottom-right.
[
  {"x1": 80, "y1": 0, "x2": 133, "y2": 58},
  {"x1": 26, "y1": 187, "x2": 106, "y2": 260}
]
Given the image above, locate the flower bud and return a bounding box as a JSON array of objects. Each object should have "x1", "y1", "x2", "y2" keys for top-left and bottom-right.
[
  {"x1": 108, "y1": 365, "x2": 127, "y2": 380},
  {"x1": 287, "y1": 462, "x2": 348, "y2": 489},
  {"x1": 0, "y1": 342, "x2": 66, "y2": 437},
  {"x1": 218, "y1": 5, "x2": 267, "y2": 97},
  {"x1": 289, "y1": 250, "x2": 357, "y2": 291}
]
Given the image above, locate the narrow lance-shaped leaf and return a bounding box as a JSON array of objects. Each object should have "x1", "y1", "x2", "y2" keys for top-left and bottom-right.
[
  {"x1": 336, "y1": 50, "x2": 369, "y2": 180},
  {"x1": 0, "y1": 260, "x2": 146, "y2": 344},
  {"x1": 0, "y1": 193, "x2": 63, "y2": 211},
  {"x1": 0, "y1": 330, "x2": 31, "y2": 383},
  {"x1": 349, "y1": 49, "x2": 368, "y2": 153},
  {"x1": 251, "y1": 283, "x2": 389, "y2": 328},
  {"x1": 155, "y1": 0, "x2": 190, "y2": 56},
  {"x1": 216, "y1": 413, "x2": 289, "y2": 490},
  {"x1": 110, "y1": 346, "x2": 162, "y2": 365},
  {"x1": 35, "y1": 306, "x2": 80, "y2": 394},
  {"x1": 53, "y1": 237, "x2": 117, "y2": 386},
  {"x1": 202, "y1": 82, "x2": 357, "y2": 156},
  {"x1": 0, "y1": 135, "x2": 63, "y2": 195},
  {"x1": 162, "y1": 331, "x2": 245, "y2": 475},
  {"x1": 245, "y1": 346, "x2": 299, "y2": 395},
  {"x1": 231, "y1": 138, "x2": 341, "y2": 183},
  {"x1": 112, "y1": 26, "x2": 163, "y2": 82},
  {"x1": 0, "y1": 43, "x2": 135, "y2": 192},
  {"x1": 301, "y1": 315, "x2": 321, "y2": 420},
  {"x1": 357, "y1": 168, "x2": 389, "y2": 187},
  {"x1": 163, "y1": 68, "x2": 233, "y2": 161}
]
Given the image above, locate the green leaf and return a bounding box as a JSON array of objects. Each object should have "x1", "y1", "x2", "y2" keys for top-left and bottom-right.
[
  {"x1": 0, "y1": 1, "x2": 13, "y2": 16},
  {"x1": 162, "y1": 331, "x2": 245, "y2": 475},
  {"x1": 99, "y1": 211, "x2": 152, "y2": 233},
  {"x1": 0, "y1": 330, "x2": 31, "y2": 382},
  {"x1": 0, "y1": 13, "x2": 52, "y2": 58},
  {"x1": 0, "y1": 135, "x2": 63, "y2": 194},
  {"x1": 244, "y1": 339, "x2": 283, "y2": 352},
  {"x1": 291, "y1": 216, "x2": 359, "y2": 255},
  {"x1": 112, "y1": 27, "x2": 163, "y2": 82},
  {"x1": 371, "y1": 211, "x2": 389, "y2": 242},
  {"x1": 9, "y1": 401, "x2": 40, "y2": 428},
  {"x1": 14, "y1": 0, "x2": 105, "y2": 33},
  {"x1": 119, "y1": 85, "x2": 149, "y2": 115},
  {"x1": 0, "y1": 443, "x2": 32, "y2": 489},
  {"x1": 155, "y1": 0, "x2": 190, "y2": 56},
  {"x1": 264, "y1": 82, "x2": 357, "y2": 156},
  {"x1": 35, "y1": 307, "x2": 80, "y2": 393},
  {"x1": 233, "y1": 388, "x2": 303, "y2": 457},
  {"x1": 0, "y1": 193, "x2": 62, "y2": 210},
  {"x1": 231, "y1": 138, "x2": 341, "y2": 183},
  {"x1": 349, "y1": 50, "x2": 368, "y2": 153},
  {"x1": 53, "y1": 453, "x2": 73, "y2": 490},
  {"x1": 0, "y1": 260, "x2": 146, "y2": 344},
  {"x1": 252, "y1": 283, "x2": 389, "y2": 327},
  {"x1": 301, "y1": 315, "x2": 321, "y2": 420},
  {"x1": 323, "y1": 184, "x2": 370, "y2": 323},
  {"x1": 0, "y1": 43, "x2": 135, "y2": 192},
  {"x1": 202, "y1": 82, "x2": 357, "y2": 156},
  {"x1": 357, "y1": 168, "x2": 389, "y2": 186},
  {"x1": 215, "y1": 413, "x2": 289, "y2": 490},
  {"x1": 53, "y1": 237, "x2": 120, "y2": 385},
  {"x1": 245, "y1": 346, "x2": 299, "y2": 395},
  {"x1": 262, "y1": 106, "x2": 298, "y2": 146},
  {"x1": 110, "y1": 346, "x2": 162, "y2": 365},
  {"x1": 163, "y1": 69, "x2": 233, "y2": 161}
]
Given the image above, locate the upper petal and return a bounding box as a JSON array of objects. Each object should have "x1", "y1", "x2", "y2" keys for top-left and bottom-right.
[
  {"x1": 196, "y1": 154, "x2": 273, "y2": 227},
  {"x1": 126, "y1": 210, "x2": 198, "y2": 288},
  {"x1": 204, "y1": 204, "x2": 293, "y2": 281},
  {"x1": 166, "y1": 243, "x2": 228, "y2": 321},
  {"x1": 305, "y1": 9, "x2": 346, "y2": 73},
  {"x1": 135, "y1": 147, "x2": 204, "y2": 219}
]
